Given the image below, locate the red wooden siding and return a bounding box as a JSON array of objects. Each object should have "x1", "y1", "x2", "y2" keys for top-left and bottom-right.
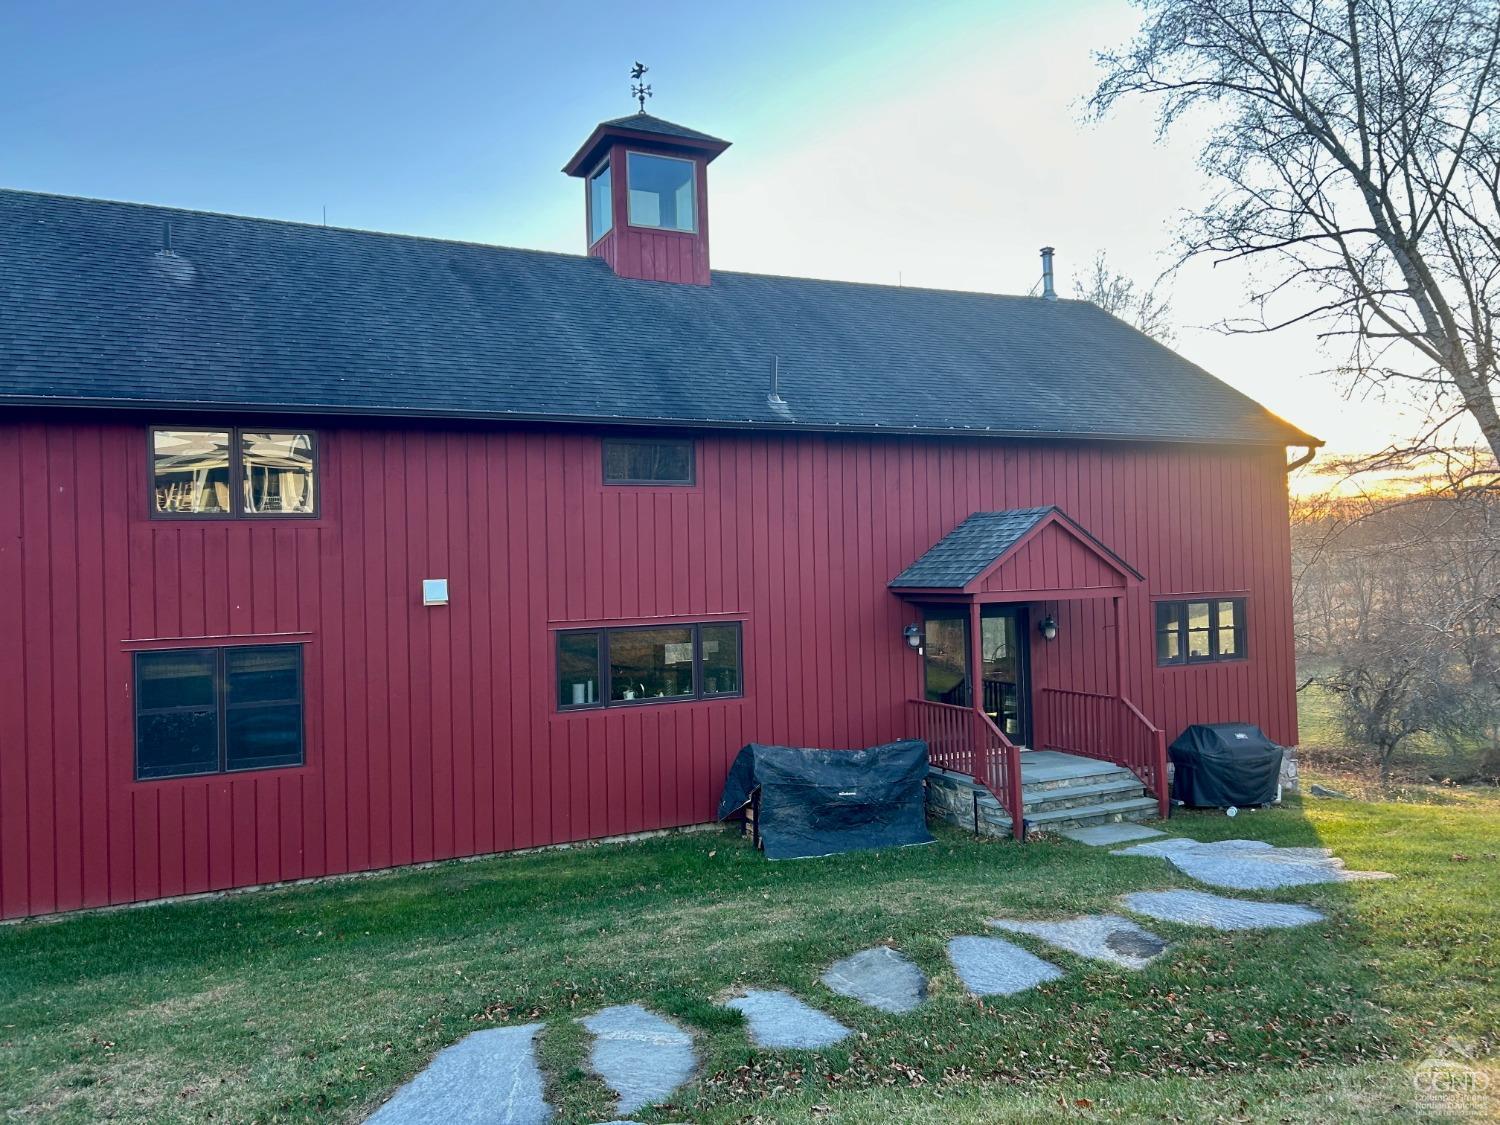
[
  {"x1": 976, "y1": 519, "x2": 1127, "y2": 595},
  {"x1": 0, "y1": 419, "x2": 1297, "y2": 918}
]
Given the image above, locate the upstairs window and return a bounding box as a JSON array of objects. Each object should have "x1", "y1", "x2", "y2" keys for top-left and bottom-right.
[
  {"x1": 1155, "y1": 598, "x2": 1246, "y2": 665},
  {"x1": 557, "y1": 621, "x2": 742, "y2": 709},
  {"x1": 135, "y1": 644, "x2": 305, "y2": 779},
  {"x1": 152, "y1": 428, "x2": 316, "y2": 517},
  {"x1": 602, "y1": 437, "x2": 695, "y2": 485},
  {"x1": 588, "y1": 160, "x2": 613, "y2": 244},
  {"x1": 627, "y1": 152, "x2": 696, "y2": 232}
]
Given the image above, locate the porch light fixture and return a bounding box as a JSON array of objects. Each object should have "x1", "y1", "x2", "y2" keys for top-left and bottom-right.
[
  {"x1": 1038, "y1": 615, "x2": 1058, "y2": 641},
  {"x1": 903, "y1": 623, "x2": 923, "y2": 650}
]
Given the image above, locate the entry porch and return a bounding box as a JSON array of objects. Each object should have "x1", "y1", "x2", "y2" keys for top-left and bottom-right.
[{"x1": 889, "y1": 507, "x2": 1170, "y2": 839}]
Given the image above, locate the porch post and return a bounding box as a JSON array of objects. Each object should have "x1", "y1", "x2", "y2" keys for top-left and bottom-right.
[
  {"x1": 1113, "y1": 594, "x2": 1125, "y2": 698},
  {"x1": 967, "y1": 600, "x2": 983, "y2": 716}
]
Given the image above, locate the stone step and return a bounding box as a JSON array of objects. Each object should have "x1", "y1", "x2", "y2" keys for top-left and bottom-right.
[
  {"x1": 1021, "y1": 776, "x2": 1145, "y2": 813},
  {"x1": 1023, "y1": 764, "x2": 1144, "y2": 794},
  {"x1": 1026, "y1": 795, "x2": 1161, "y2": 833}
]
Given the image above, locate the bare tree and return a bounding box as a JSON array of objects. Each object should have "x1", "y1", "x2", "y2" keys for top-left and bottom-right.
[
  {"x1": 1293, "y1": 481, "x2": 1500, "y2": 780},
  {"x1": 1073, "y1": 252, "x2": 1177, "y2": 342},
  {"x1": 1092, "y1": 0, "x2": 1500, "y2": 471}
]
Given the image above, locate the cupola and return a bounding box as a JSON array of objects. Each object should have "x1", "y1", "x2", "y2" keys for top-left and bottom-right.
[{"x1": 563, "y1": 106, "x2": 730, "y2": 286}]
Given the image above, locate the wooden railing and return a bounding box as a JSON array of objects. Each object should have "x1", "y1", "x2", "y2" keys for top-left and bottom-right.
[
  {"x1": 908, "y1": 698, "x2": 1025, "y2": 839},
  {"x1": 1036, "y1": 688, "x2": 1170, "y2": 817}
]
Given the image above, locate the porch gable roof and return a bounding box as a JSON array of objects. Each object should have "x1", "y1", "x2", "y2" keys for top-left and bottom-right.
[{"x1": 889, "y1": 506, "x2": 1143, "y2": 595}]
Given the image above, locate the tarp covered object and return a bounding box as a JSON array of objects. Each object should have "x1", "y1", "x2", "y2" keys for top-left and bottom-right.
[
  {"x1": 717, "y1": 740, "x2": 935, "y2": 860},
  {"x1": 1169, "y1": 723, "x2": 1284, "y2": 807}
]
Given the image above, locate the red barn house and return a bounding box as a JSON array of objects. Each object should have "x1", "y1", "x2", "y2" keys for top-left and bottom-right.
[{"x1": 0, "y1": 111, "x2": 1318, "y2": 920}]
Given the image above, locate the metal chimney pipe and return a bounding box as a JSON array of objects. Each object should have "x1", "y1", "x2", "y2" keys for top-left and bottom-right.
[{"x1": 1040, "y1": 246, "x2": 1057, "y2": 300}]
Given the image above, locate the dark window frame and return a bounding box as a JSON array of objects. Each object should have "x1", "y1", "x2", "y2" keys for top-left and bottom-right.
[
  {"x1": 149, "y1": 426, "x2": 319, "y2": 520},
  {"x1": 134, "y1": 644, "x2": 306, "y2": 780},
  {"x1": 556, "y1": 621, "x2": 744, "y2": 711},
  {"x1": 1154, "y1": 598, "x2": 1247, "y2": 666},
  {"x1": 601, "y1": 436, "x2": 697, "y2": 486}
]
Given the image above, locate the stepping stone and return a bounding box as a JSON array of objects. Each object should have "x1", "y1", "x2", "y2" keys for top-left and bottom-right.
[
  {"x1": 945, "y1": 936, "x2": 1063, "y2": 996},
  {"x1": 820, "y1": 946, "x2": 927, "y2": 1013},
  {"x1": 1060, "y1": 822, "x2": 1166, "y2": 846},
  {"x1": 1111, "y1": 837, "x2": 1394, "y2": 890},
  {"x1": 987, "y1": 914, "x2": 1168, "y2": 970},
  {"x1": 366, "y1": 1023, "x2": 549, "y2": 1125},
  {"x1": 1120, "y1": 889, "x2": 1326, "y2": 931},
  {"x1": 579, "y1": 1004, "x2": 695, "y2": 1116},
  {"x1": 723, "y1": 989, "x2": 852, "y2": 1049}
]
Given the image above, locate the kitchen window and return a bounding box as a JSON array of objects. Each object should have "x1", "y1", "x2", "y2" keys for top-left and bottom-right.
[
  {"x1": 1155, "y1": 598, "x2": 1246, "y2": 665},
  {"x1": 556, "y1": 621, "x2": 742, "y2": 709}
]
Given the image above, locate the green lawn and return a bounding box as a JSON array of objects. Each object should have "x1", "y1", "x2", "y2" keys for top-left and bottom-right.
[{"x1": 2, "y1": 791, "x2": 1497, "y2": 1123}]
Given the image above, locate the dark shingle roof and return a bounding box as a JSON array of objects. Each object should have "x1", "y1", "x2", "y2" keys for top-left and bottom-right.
[
  {"x1": 597, "y1": 113, "x2": 728, "y2": 145},
  {"x1": 0, "y1": 189, "x2": 1316, "y2": 446},
  {"x1": 891, "y1": 509, "x2": 1055, "y2": 588},
  {"x1": 890, "y1": 507, "x2": 1143, "y2": 589}
]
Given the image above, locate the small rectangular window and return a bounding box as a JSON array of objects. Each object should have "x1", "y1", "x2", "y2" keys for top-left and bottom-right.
[
  {"x1": 152, "y1": 430, "x2": 233, "y2": 515},
  {"x1": 241, "y1": 433, "x2": 316, "y2": 515},
  {"x1": 134, "y1": 644, "x2": 305, "y2": 779},
  {"x1": 557, "y1": 631, "x2": 602, "y2": 708},
  {"x1": 556, "y1": 621, "x2": 742, "y2": 709},
  {"x1": 627, "y1": 152, "x2": 696, "y2": 232},
  {"x1": 602, "y1": 438, "x2": 695, "y2": 485},
  {"x1": 1155, "y1": 598, "x2": 1247, "y2": 666},
  {"x1": 152, "y1": 427, "x2": 317, "y2": 518},
  {"x1": 699, "y1": 623, "x2": 743, "y2": 696},
  {"x1": 589, "y1": 161, "x2": 613, "y2": 244}
]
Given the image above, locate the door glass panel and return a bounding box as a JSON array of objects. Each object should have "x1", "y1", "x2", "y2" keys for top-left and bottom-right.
[
  {"x1": 981, "y1": 609, "x2": 1025, "y2": 740},
  {"x1": 922, "y1": 614, "x2": 969, "y2": 706}
]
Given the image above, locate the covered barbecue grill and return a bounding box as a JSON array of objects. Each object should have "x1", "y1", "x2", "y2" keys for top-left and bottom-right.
[
  {"x1": 716, "y1": 740, "x2": 934, "y2": 860},
  {"x1": 1169, "y1": 723, "x2": 1284, "y2": 807}
]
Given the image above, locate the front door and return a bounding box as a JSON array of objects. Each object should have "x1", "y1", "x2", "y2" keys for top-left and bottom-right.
[{"x1": 980, "y1": 605, "x2": 1031, "y2": 746}]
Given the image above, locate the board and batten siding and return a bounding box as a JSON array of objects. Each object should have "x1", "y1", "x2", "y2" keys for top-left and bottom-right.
[{"x1": 0, "y1": 418, "x2": 1297, "y2": 919}]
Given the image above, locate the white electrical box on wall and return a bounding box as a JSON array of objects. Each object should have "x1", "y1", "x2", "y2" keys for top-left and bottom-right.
[{"x1": 422, "y1": 578, "x2": 449, "y2": 606}]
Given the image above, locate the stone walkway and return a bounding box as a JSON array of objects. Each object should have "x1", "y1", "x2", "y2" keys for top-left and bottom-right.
[
  {"x1": 1111, "y1": 837, "x2": 1395, "y2": 890},
  {"x1": 1120, "y1": 889, "x2": 1327, "y2": 930},
  {"x1": 579, "y1": 1004, "x2": 695, "y2": 1116},
  {"x1": 988, "y1": 914, "x2": 1168, "y2": 970},
  {"x1": 820, "y1": 945, "x2": 927, "y2": 1013},
  {"x1": 366, "y1": 830, "x2": 1376, "y2": 1123},
  {"x1": 366, "y1": 1023, "x2": 549, "y2": 1125},
  {"x1": 723, "y1": 989, "x2": 852, "y2": 1048}
]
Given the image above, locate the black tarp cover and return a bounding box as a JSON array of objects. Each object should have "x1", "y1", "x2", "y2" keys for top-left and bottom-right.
[
  {"x1": 717, "y1": 740, "x2": 935, "y2": 860},
  {"x1": 1169, "y1": 723, "x2": 1284, "y2": 807}
]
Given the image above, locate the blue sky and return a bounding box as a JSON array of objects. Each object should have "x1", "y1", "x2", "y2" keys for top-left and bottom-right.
[
  {"x1": 0, "y1": 1, "x2": 1423, "y2": 456},
  {"x1": 1, "y1": 0, "x2": 1018, "y2": 244}
]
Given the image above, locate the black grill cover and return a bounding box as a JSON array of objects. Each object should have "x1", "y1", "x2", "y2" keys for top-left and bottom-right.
[
  {"x1": 716, "y1": 740, "x2": 935, "y2": 860},
  {"x1": 1169, "y1": 723, "x2": 1284, "y2": 807}
]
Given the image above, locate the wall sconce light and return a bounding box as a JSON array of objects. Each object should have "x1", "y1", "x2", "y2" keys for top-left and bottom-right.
[
  {"x1": 903, "y1": 623, "x2": 924, "y2": 650},
  {"x1": 1038, "y1": 614, "x2": 1058, "y2": 641}
]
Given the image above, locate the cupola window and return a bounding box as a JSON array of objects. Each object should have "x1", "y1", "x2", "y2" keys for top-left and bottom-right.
[
  {"x1": 588, "y1": 161, "x2": 613, "y2": 244},
  {"x1": 627, "y1": 152, "x2": 696, "y2": 232}
]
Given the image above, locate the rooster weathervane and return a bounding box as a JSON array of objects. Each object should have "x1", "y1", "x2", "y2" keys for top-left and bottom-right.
[{"x1": 630, "y1": 62, "x2": 652, "y2": 113}]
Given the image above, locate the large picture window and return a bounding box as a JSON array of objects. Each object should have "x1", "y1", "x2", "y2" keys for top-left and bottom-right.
[
  {"x1": 556, "y1": 621, "x2": 742, "y2": 709},
  {"x1": 626, "y1": 152, "x2": 696, "y2": 232},
  {"x1": 1155, "y1": 598, "x2": 1246, "y2": 666},
  {"x1": 152, "y1": 428, "x2": 317, "y2": 517},
  {"x1": 135, "y1": 645, "x2": 305, "y2": 779}
]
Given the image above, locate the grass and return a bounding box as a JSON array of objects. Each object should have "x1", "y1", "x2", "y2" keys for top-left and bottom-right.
[{"x1": 2, "y1": 789, "x2": 1497, "y2": 1123}]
